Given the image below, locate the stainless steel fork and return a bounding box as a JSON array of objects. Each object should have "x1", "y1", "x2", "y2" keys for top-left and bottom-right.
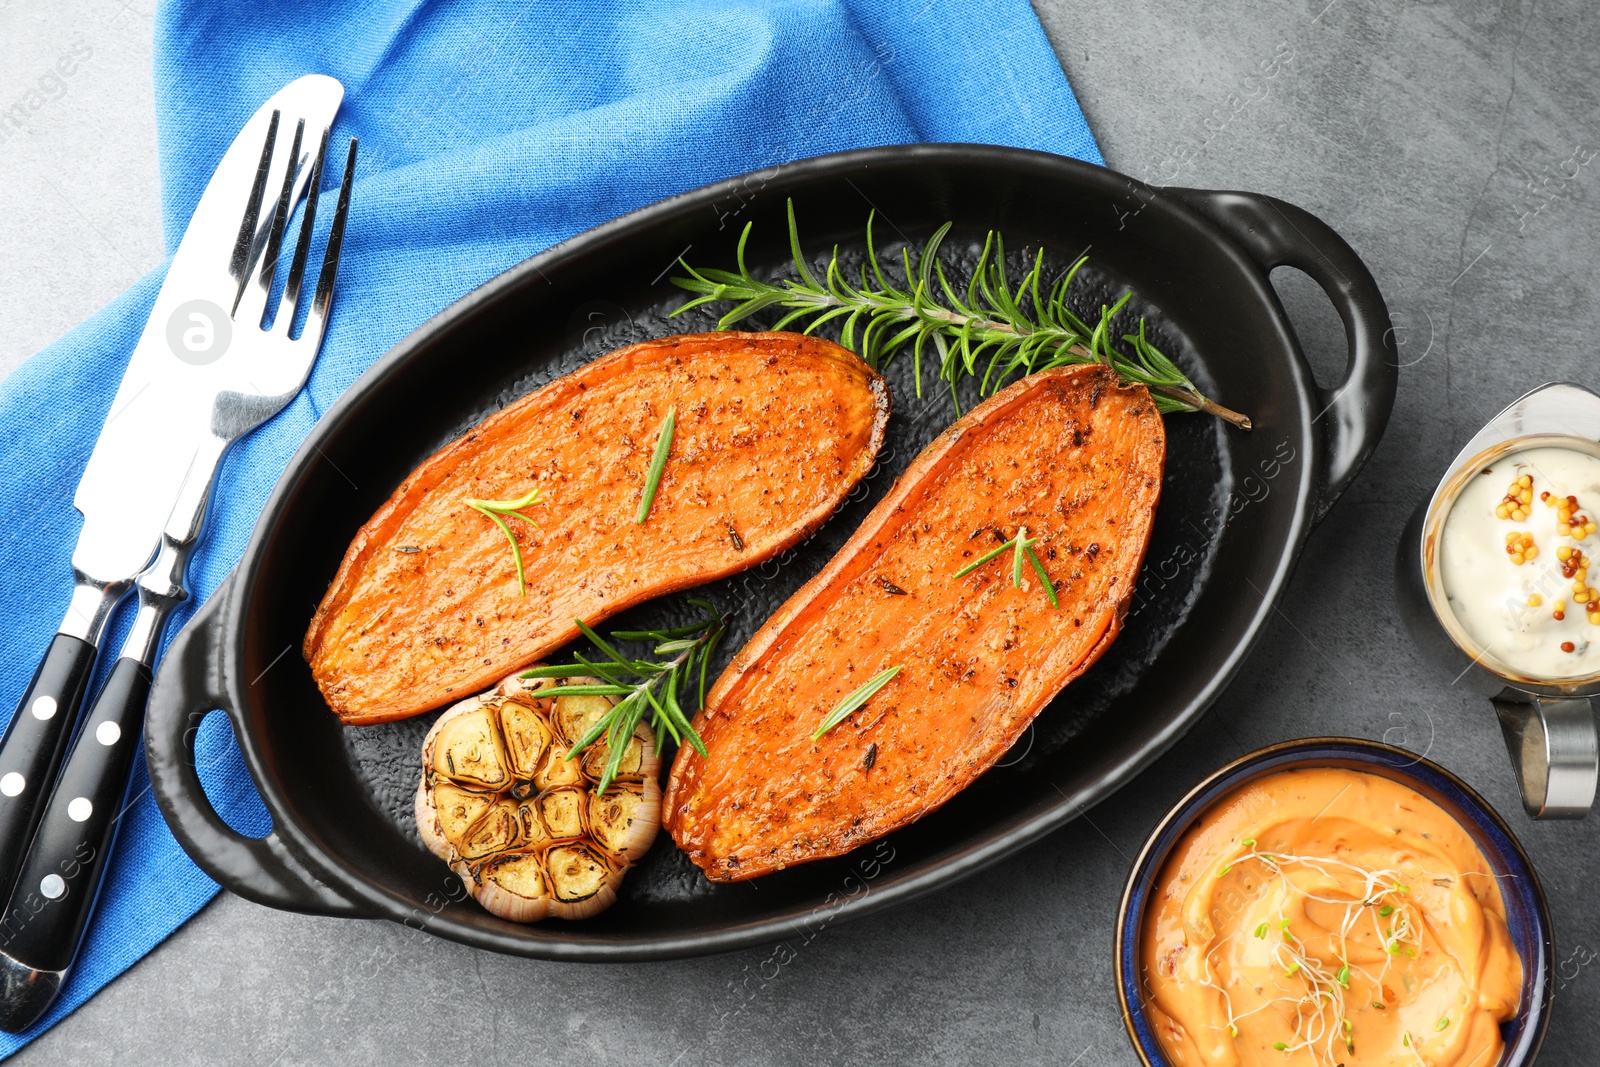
[{"x1": 0, "y1": 109, "x2": 357, "y2": 1033}]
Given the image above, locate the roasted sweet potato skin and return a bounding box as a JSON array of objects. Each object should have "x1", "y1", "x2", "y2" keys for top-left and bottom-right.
[
  {"x1": 305, "y1": 332, "x2": 889, "y2": 725},
  {"x1": 663, "y1": 365, "x2": 1165, "y2": 881}
]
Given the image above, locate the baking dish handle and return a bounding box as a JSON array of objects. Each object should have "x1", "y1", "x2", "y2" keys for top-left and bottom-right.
[
  {"x1": 1167, "y1": 188, "x2": 1397, "y2": 521},
  {"x1": 145, "y1": 574, "x2": 370, "y2": 918}
]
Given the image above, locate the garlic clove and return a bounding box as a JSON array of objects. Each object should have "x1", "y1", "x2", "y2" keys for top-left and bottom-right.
[
  {"x1": 415, "y1": 775, "x2": 449, "y2": 858},
  {"x1": 474, "y1": 852, "x2": 553, "y2": 922},
  {"x1": 544, "y1": 843, "x2": 619, "y2": 919},
  {"x1": 533, "y1": 740, "x2": 585, "y2": 790},
  {"x1": 458, "y1": 799, "x2": 525, "y2": 861},
  {"x1": 499, "y1": 696, "x2": 554, "y2": 781},
  {"x1": 587, "y1": 778, "x2": 661, "y2": 861},
  {"x1": 551, "y1": 690, "x2": 614, "y2": 747},
  {"x1": 578, "y1": 730, "x2": 647, "y2": 782},
  {"x1": 512, "y1": 799, "x2": 550, "y2": 849},
  {"x1": 429, "y1": 782, "x2": 495, "y2": 852},
  {"x1": 536, "y1": 787, "x2": 588, "y2": 840},
  {"x1": 427, "y1": 701, "x2": 511, "y2": 790}
]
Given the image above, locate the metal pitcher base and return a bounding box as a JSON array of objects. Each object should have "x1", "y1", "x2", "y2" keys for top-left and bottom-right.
[{"x1": 1491, "y1": 692, "x2": 1598, "y2": 818}]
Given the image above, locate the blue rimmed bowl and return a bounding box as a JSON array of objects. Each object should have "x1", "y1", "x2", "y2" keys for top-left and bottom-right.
[{"x1": 1115, "y1": 737, "x2": 1553, "y2": 1066}]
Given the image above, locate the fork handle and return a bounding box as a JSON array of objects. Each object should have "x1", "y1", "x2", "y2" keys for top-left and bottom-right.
[
  {"x1": 0, "y1": 436, "x2": 223, "y2": 1032},
  {"x1": 0, "y1": 655, "x2": 150, "y2": 1032},
  {"x1": 0, "y1": 635, "x2": 100, "y2": 905}
]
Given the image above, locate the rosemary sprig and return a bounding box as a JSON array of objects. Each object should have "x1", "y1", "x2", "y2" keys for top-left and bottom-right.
[
  {"x1": 813, "y1": 665, "x2": 902, "y2": 740},
  {"x1": 671, "y1": 201, "x2": 1250, "y2": 429},
  {"x1": 954, "y1": 526, "x2": 1058, "y2": 608},
  {"x1": 467, "y1": 486, "x2": 545, "y2": 596},
  {"x1": 636, "y1": 406, "x2": 676, "y2": 524},
  {"x1": 519, "y1": 600, "x2": 725, "y2": 792}
]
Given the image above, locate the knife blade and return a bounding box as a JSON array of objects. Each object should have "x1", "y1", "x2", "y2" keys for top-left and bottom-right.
[{"x1": 0, "y1": 75, "x2": 344, "y2": 907}]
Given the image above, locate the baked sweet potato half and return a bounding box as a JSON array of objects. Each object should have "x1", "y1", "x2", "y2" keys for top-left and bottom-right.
[
  {"x1": 663, "y1": 364, "x2": 1165, "y2": 881},
  {"x1": 305, "y1": 332, "x2": 889, "y2": 725}
]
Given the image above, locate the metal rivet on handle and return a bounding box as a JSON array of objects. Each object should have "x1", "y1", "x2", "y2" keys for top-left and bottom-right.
[
  {"x1": 0, "y1": 773, "x2": 22, "y2": 797},
  {"x1": 67, "y1": 798, "x2": 92, "y2": 822},
  {"x1": 39, "y1": 874, "x2": 64, "y2": 900},
  {"x1": 96, "y1": 721, "x2": 120, "y2": 746},
  {"x1": 31, "y1": 697, "x2": 56, "y2": 721}
]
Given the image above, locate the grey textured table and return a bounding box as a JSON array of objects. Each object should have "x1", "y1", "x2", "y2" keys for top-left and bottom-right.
[{"x1": 4, "y1": 0, "x2": 1599, "y2": 1063}]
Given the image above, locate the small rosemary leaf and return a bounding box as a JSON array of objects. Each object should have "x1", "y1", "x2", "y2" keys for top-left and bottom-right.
[
  {"x1": 653, "y1": 637, "x2": 702, "y2": 655},
  {"x1": 954, "y1": 542, "x2": 1011, "y2": 579},
  {"x1": 687, "y1": 596, "x2": 723, "y2": 619},
  {"x1": 1027, "y1": 247, "x2": 1048, "y2": 318},
  {"x1": 667, "y1": 295, "x2": 715, "y2": 318},
  {"x1": 813, "y1": 665, "x2": 903, "y2": 740},
  {"x1": 865, "y1": 210, "x2": 892, "y2": 293},
  {"x1": 614, "y1": 619, "x2": 710, "y2": 641},
  {"x1": 719, "y1": 292, "x2": 786, "y2": 327},
  {"x1": 935, "y1": 256, "x2": 964, "y2": 310},
  {"x1": 682, "y1": 719, "x2": 709, "y2": 758},
  {"x1": 635, "y1": 406, "x2": 676, "y2": 525},
  {"x1": 825, "y1": 245, "x2": 850, "y2": 301},
  {"x1": 539, "y1": 684, "x2": 635, "y2": 697},
  {"x1": 801, "y1": 304, "x2": 855, "y2": 336},
  {"x1": 518, "y1": 664, "x2": 594, "y2": 678},
  {"x1": 1011, "y1": 526, "x2": 1029, "y2": 588},
  {"x1": 884, "y1": 320, "x2": 924, "y2": 358},
  {"x1": 1025, "y1": 546, "x2": 1059, "y2": 609},
  {"x1": 575, "y1": 618, "x2": 633, "y2": 668},
  {"x1": 699, "y1": 626, "x2": 724, "y2": 706},
  {"x1": 841, "y1": 305, "x2": 863, "y2": 353},
  {"x1": 734, "y1": 219, "x2": 756, "y2": 276},
  {"x1": 910, "y1": 327, "x2": 930, "y2": 398},
  {"x1": 470, "y1": 503, "x2": 528, "y2": 597},
  {"x1": 565, "y1": 694, "x2": 627, "y2": 759},
  {"x1": 641, "y1": 681, "x2": 671, "y2": 721},
  {"x1": 919, "y1": 222, "x2": 952, "y2": 294},
  {"x1": 772, "y1": 306, "x2": 813, "y2": 332},
  {"x1": 663, "y1": 668, "x2": 685, "y2": 719},
  {"x1": 476, "y1": 486, "x2": 545, "y2": 511},
  {"x1": 572, "y1": 652, "x2": 631, "y2": 685},
  {"x1": 786, "y1": 199, "x2": 824, "y2": 291},
  {"x1": 597, "y1": 699, "x2": 645, "y2": 794},
  {"x1": 973, "y1": 236, "x2": 998, "y2": 310},
  {"x1": 697, "y1": 267, "x2": 750, "y2": 287}
]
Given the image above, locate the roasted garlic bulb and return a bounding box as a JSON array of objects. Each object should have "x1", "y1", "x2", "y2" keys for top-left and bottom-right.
[{"x1": 415, "y1": 672, "x2": 660, "y2": 921}]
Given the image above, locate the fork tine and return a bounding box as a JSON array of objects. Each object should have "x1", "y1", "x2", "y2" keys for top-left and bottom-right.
[
  {"x1": 274, "y1": 125, "x2": 330, "y2": 336},
  {"x1": 229, "y1": 109, "x2": 280, "y2": 316},
  {"x1": 251, "y1": 118, "x2": 304, "y2": 323},
  {"x1": 301, "y1": 137, "x2": 358, "y2": 345}
]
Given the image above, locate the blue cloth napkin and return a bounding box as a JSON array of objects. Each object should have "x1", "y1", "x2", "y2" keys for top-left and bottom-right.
[{"x1": 0, "y1": 0, "x2": 1100, "y2": 1051}]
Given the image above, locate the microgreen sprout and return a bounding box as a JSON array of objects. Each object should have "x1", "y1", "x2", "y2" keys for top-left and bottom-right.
[{"x1": 1195, "y1": 841, "x2": 1443, "y2": 1064}]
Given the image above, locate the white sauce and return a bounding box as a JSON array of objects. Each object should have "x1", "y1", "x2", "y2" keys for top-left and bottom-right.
[{"x1": 1440, "y1": 444, "x2": 1600, "y2": 679}]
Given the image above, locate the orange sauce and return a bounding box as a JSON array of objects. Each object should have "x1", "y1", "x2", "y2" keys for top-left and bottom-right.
[{"x1": 1141, "y1": 768, "x2": 1522, "y2": 1066}]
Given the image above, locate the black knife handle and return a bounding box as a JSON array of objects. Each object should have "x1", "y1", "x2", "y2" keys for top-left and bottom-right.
[
  {"x1": 0, "y1": 635, "x2": 99, "y2": 900},
  {"x1": 0, "y1": 656, "x2": 148, "y2": 1032}
]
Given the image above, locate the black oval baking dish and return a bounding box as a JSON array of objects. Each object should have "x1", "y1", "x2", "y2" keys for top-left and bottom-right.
[{"x1": 145, "y1": 144, "x2": 1396, "y2": 960}]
